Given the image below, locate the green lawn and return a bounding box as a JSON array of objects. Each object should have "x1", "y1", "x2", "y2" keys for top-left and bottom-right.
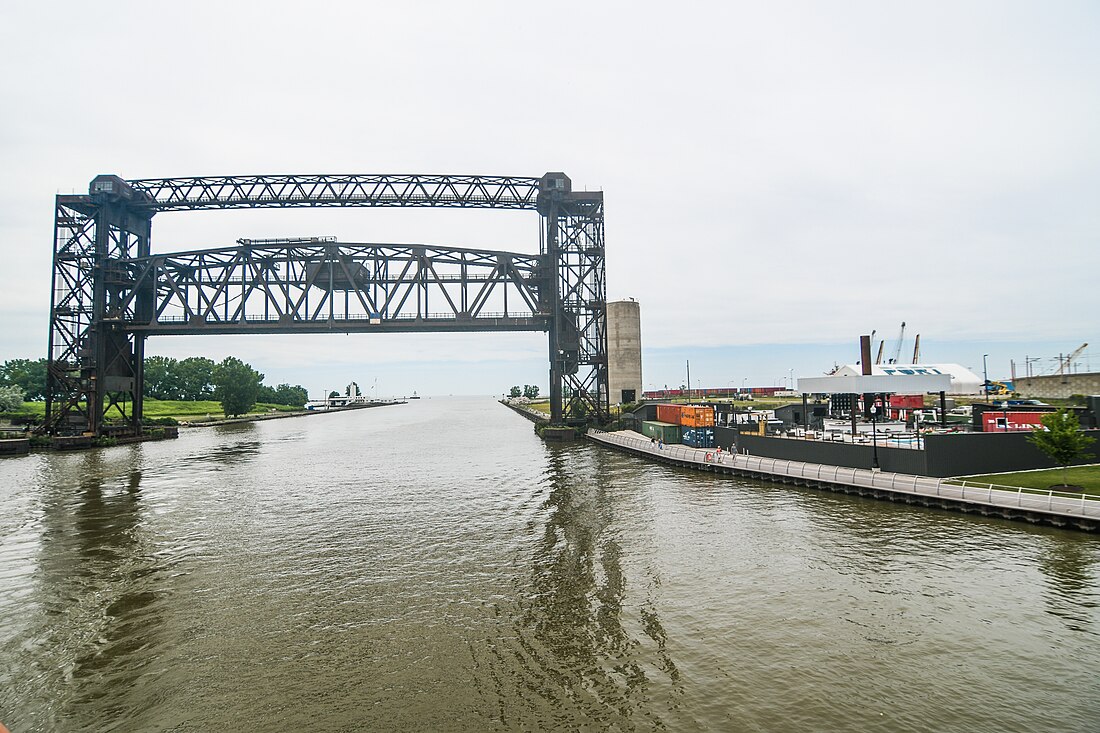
[
  {"x1": 138, "y1": 399, "x2": 303, "y2": 421},
  {"x1": 954, "y1": 465, "x2": 1100, "y2": 496},
  {"x1": 4, "y1": 398, "x2": 304, "y2": 424},
  {"x1": 518, "y1": 400, "x2": 625, "y2": 418}
]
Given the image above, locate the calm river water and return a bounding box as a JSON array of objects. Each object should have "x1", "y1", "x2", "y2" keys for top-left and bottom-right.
[{"x1": 1, "y1": 397, "x2": 1099, "y2": 731}]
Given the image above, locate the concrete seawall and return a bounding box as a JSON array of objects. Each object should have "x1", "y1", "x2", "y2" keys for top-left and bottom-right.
[{"x1": 0, "y1": 438, "x2": 30, "y2": 456}]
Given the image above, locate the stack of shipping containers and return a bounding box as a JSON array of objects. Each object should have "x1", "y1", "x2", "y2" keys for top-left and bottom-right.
[{"x1": 648, "y1": 404, "x2": 716, "y2": 448}]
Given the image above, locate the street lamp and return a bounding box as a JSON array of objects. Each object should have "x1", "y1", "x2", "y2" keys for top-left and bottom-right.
[
  {"x1": 870, "y1": 400, "x2": 880, "y2": 470},
  {"x1": 983, "y1": 354, "x2": 989, "y2": 401}
]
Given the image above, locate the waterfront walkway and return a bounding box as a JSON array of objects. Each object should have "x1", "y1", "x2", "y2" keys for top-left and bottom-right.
[{"x1": 587, "y1": 429, "x2": 1100, "y2": 532}]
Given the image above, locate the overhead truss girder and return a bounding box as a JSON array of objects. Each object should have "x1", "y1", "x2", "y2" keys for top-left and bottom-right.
[{"x1": 122, "y1": 174, "x2": 542, "y2": 212}]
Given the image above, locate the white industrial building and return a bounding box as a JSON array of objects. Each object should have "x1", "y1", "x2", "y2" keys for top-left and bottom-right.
[{"x1": 804, "y1": 363, "x2": 983, "y2": 395}]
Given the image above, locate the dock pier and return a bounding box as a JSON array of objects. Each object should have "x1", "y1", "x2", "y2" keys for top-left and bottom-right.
[{"x1": 587, "y1": 429, "x2": 1100, "y2": 532}]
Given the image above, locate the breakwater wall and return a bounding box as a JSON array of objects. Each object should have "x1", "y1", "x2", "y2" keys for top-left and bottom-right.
[
  {"x1": 182, "y1": 401, "x2": 403, "y2": 427},
  {"x1": 500, "y1": 400, "x2": 549, "y2": 424}
]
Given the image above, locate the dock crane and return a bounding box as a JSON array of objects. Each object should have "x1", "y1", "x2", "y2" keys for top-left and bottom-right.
[
  {"x1": 889, "y1": 322, "x2": 906, "y2": 364},
  {"x1": 911, "y1": 334, "x2": 921, "y2": 363},
  {"x1": 1054, "y1": 343, "x2": 1088, "y2": 375}
]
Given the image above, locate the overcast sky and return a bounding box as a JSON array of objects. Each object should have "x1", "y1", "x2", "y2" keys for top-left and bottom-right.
[{"x1": 1, "y1": 1, "x2": 1096, "y2": 397}]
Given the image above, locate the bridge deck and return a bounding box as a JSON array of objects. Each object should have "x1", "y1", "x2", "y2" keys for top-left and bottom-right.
[{"x1": 587, "y1": 429, "x2": 1100, "y2": 532}]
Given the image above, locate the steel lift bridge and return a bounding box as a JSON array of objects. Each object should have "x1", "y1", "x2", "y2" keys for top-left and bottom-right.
[{"x1": 45, "y1": 172, "x2": 608, "y2": 436}]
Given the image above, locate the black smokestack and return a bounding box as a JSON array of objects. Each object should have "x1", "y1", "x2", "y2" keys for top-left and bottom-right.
[{"x1": 860, "y1": 335, "x2": 872, "y2": 376}]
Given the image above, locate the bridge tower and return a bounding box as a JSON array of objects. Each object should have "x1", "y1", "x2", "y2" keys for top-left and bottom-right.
[
  {"x1": 47, "y1": 176, "x2": 153, "y2": 437},
  {"x1": 537, "y1": 173, "x2": 608, "y2": 425}
]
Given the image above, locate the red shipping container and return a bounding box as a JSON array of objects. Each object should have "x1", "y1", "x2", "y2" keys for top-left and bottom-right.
[
  {"x1": 656, "y1": 404, "x2": 684, "y2": 425},
  {"x1": 982, "y1": 411, "x2": 1046, "y2": 433},
  {"x1": 889, "y1": 395, "x2": 925, "y2": 409}
]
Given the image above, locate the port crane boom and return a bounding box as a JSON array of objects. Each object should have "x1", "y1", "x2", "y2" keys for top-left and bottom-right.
[
  {"x1": 1054, "y1": 343, "x2": 1088, "y2": 375},
  {"x1": 890, "y1": 322, "x2": 906, "y2": 364}
]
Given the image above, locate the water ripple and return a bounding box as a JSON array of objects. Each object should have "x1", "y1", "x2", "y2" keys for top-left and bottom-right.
[{"x1": 2, "y1": 398, "x2": 1099, "y2": 731}]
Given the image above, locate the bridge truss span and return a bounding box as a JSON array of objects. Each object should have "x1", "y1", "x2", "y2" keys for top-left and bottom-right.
[
  {"x1": 121, "y1": 240, "x2": 549, "y2": 335},
  {"x1": 45, "y1": 172, "x2": 608, "y2": 434}
]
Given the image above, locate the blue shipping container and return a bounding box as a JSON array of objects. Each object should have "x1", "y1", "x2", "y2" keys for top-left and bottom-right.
[{"x1": 680, "y1": 426, "x2": 715, "y2": 448}]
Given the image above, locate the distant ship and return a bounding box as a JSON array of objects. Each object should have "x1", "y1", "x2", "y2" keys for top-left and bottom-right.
[{"x1": 410, "y1": 391, "x2": 420, "y2": 399}]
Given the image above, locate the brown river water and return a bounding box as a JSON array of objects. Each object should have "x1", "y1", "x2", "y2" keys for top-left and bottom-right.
[{"x1": 1, "y1": 396, "x2": 1098, "y2": 731}]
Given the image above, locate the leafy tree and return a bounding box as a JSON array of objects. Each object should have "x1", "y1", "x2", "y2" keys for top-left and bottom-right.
[
  {"x1": 509, "y1": 386, "x2": 522, "y2": 398},
  {"x1": 144, "y1": 356, "x2": 181, "y2": 400},
  {"x1": 329, "y1": 390, "x2": 340, "y2": 399},
  {"x1": 1027, "y1": 409, "x2": 1097, "y2": 488},
  {"x1": 177, "y1": 357, "x2": 216, "y2": 400},
  {"x1": 0, "y1": 384, "x2": 24, "y2": 412},
  {"x1": 212, "y1": 357, "x2": 264, "y2": 417},
  {"x1": 0, "y1": 358, "x2": 48, "y2": 401},
  {"x1": 523, "y1": 384, "x2": 540, "y2": 399},
  {"x1": 273, "y1": 384, "x2": 308, "y2": 407},
  {"x1": 257, "y1": 384, "x2": 278, "y2": 403}
]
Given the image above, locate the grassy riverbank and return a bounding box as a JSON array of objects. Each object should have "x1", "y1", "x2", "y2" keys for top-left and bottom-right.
[
  {"x1": 959, "y1": 466, "x2": 1100, "y2": 495},
  {"x1": 3, "y1": 398, "x2": 306, "y2": 425}
]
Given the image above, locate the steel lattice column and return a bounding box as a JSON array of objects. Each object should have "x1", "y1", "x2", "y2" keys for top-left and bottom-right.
[
  {"x1": 538, "y1": 173, "x2": 608, "y2": 424},
  {"x1": 46, "y1": 177, "x2": 152, "y2": 436}
]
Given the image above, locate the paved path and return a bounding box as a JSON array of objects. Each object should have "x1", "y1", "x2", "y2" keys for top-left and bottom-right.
[{"x1": 588, "y1": 429, "x2": 1100, "y2": 531}]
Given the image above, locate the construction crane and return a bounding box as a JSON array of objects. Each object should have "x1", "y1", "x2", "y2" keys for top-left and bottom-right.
[
  {"x1": 911, "y1": 334, "x2": 921, "y2": 363},
  {"x1": 889, "y1": 322, "x2": 906, "y2": 364},
  {"x1": 1054, "y1": 343, "x2": 1088, "y2": 375}
]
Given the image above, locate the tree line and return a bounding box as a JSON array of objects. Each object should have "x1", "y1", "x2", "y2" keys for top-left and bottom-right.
[{"x1": 0, "y1": 356, "x2": 309, "y2": 417}]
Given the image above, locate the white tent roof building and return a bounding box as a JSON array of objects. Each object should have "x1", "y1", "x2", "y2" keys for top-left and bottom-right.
[{"x1": 830, "y1": 363, "x2": 983, "y2": 395}]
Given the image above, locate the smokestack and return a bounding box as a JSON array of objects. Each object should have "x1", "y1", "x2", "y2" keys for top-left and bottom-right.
[{"x1": 860, "y1": 335, "x2": 872, "y2": 375}]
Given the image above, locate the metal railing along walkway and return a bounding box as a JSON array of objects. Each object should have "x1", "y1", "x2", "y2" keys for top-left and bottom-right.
[{"x1": 587, "y1": 429, "x2": 1100, "y2": 530}]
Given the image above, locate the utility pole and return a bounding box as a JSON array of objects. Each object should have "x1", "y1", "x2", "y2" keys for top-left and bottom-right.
[
  {"x1": 686, "y1": 360, "x2": 691, "y2": 400},
  {"x1": 983, "y1": 354, "x2": 989, "y2": 401}
]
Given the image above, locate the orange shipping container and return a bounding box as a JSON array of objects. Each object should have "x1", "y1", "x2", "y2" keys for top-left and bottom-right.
[{"x1": 680, "y1": 405, "x2": 715, "y2": 427}]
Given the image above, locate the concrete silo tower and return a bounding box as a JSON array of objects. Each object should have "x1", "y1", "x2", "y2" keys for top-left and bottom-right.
[{"x1": 607, "y1": 299, "x2": 642, "y2": 404}]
